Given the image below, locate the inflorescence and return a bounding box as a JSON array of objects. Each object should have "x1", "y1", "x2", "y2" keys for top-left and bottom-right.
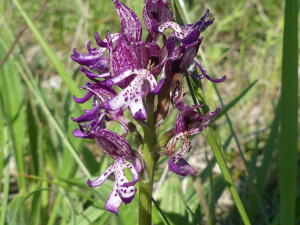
[{"x1": 71, "y1": 0, "x2": 225, "y2": 215}]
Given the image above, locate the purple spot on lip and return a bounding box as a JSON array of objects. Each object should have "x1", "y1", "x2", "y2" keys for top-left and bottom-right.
[{"x1": 125, "y1": 97, "x2": 128, "y2": 101}]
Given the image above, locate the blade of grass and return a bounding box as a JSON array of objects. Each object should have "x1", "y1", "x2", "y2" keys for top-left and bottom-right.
[
  {"x1": 0, "y1": 42, "x2": 26, "y2": 191},
  {"x1": 178, "y1": 192, "x2": 202, "y2": 224},
  {"x1": 279, "y1": 0, "x2": 298, "y2": 224},
  {"x1": 215, "y1": 80, "x2": 258, "y2": 120},
  {"x1": 152, "y1": 197, "x2": 171, "y2": 225},
  {"x1": 205, "y1": 151, "x2": 216, "y2": 225},
  {"x1": 247, "y1": 100, "x2": 280, "y2": 220},
  {"x1": 0, "y1": 126, "x2": 10, "y2": 225},
  {"x1": 11, "y1": 0, "x2": 89, "y2": 111},
  {"x1": 205, "y1": 129, "x2": 250, "y2": 225}
]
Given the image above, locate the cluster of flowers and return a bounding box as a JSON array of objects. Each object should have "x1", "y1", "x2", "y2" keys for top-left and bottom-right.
[{"x1": 71, "y1": 0, "x2": 225, "y2": 215}]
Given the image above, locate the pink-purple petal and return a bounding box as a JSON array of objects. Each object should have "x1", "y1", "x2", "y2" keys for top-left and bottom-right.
[
  {"x1": 105, "y1": 184, "x2": 123, "y2": 215},
  {"x1": 112, "y1": 0, "x2": 142, "y2": 44},
  {"x1": 73, "y1": 91, "x2": 93, "y2": 104},
  {"x1": 87, "y1": 164, "x2": 114, "y2": 188},
  {"x1": 168, "y1": 156, "x2": 197, "y2": 176}
]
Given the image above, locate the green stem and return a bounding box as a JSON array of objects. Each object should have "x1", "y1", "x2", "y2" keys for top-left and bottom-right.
[{"x1": 139, "y1": 94, "x2": 157, "y2": 225}]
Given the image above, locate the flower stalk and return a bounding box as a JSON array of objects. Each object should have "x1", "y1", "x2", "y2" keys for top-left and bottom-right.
[{"x1": 139, "y1": 94, "x2": 157, "y2": 225}]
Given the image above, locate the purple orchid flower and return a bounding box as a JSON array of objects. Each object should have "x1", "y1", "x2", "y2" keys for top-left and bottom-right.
[
  {"x1": 152, "y1": 9, "x2": 214, "y2": 46},
  {"x1": 166, "y1": 105, "x2": 220, "y2": 176},
  {"x1": 78, "y1": 128, "x2": 142, "y2": 215},
  {"x1": 72, "y1": 78, "x2": 136, "y2": 137}
]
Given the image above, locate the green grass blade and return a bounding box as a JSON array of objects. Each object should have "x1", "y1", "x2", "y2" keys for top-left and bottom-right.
[
  {"x1": 152, "y1": 197, "x2": 171, "y2": 225},
  {"x1": 205, "y1": 129, "x2": 250, "y2": 225},
  {"x1": 247, "y1": 100, "x2": 280, "y2": 220},
  {"x1": 0, "y1": 126, "x2": 10, "y2": 225},
  {"x1": 178, "y1": 192, "x2": 202, "y2": 224},
  {"x1": 279, "y1": 0, "x2": 298, "y2": 224},
  {"x1": 11, "y1": 0, "x2": 88, "y2": 111},
  {"x1": 215, "y1": 80, "x2": 258, "y2": 120},
  {"x1": 0, "y1": 42, "x2": 26, "y2": 191},
  {"x1": 170, "y1": 0, "x2": 185, "y2": 26}
]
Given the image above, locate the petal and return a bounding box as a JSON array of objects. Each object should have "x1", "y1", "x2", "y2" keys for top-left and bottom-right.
[
  {"x1": 128, "y1": 156, "x2": 142, "y2": 173},
  {"x1": 130, "y1": 98, "x2": 147, "y2": 120},
  {"x1": 152, "y1": 78, "x2": 165, "y2": 95},
  {"x1": 106, "y1": 69, "x2": 157, "y2": 120},
  {"x1": 174, "y1": 112, "x2": 186, "y2": 134},
  {"x1": 122, "y1": 161, "x2": 139, "y2": 187},
  {"x1": 112, "y1": 0, "x2": 142, "y2": 43},
  {"x1": 110, "y1": 34, "x2": 139, "y2": 88},
  {"x1": 157, "y1": 21, "x2": 184, "y2": 39},
  {"x1": 105, "y1": 184, "x2": 123, "y2": 215},
  {"x1": 89, "y1": 129, "x2": 132, "y2": 158},
  {"x1": 70, "y1": 48, "x2": 104, "y2": 66},
  {"x1": 167, "y1": 32, "x2": 177, "y2": 54},
  {"x1": 71, "y1": 105, "x2": 99, "y2": 123},
  {"x1": 168, "y1": 156, "x2": 197, "y2": 176},
  {"x1": 87, "y1": 164, "x2": 114, "y2": 188},
  {"x1": 72, "y1": 128, "x2": 93, "y2": 139},
  {"x1": 172, "y1": 136, "x2": 190, "y2": 163},
  {"x1": 106, "y1": 69, "x2": 138, "y2": 87},
  {"x1": 73, "y1": 91, "x2": 93, "y2": 104},
  {"x1": 79, "y1": 67, "x2": 110, "y2": 79},
  {"x1": 180, "y1": 38, "x2": 202, "y2": 69},
  {"x1": 133, "y1": 41, "x2": 148, "y2": 68},
  {"x1": 199, "y1": 18, "x2": 214, "y2": 33},
  {"x1": 188, "y1": 108, "x2": 220, "y2": 135},
  {"x1": 193, "y1": 58, "x2": 226, "y2": 83},
  {"x1": 118, "y1": 186, "x2": 137, "y2": 204},
  {"x1": 113, "y1": 157, "x2": 138, "y2": 204},
  {"x1": 143, "y1": 0, "x2": 153, "y2": 34}
]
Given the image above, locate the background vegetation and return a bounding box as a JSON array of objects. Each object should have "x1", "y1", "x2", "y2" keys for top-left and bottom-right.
[{"x1": 0, "y1": 0, "x2": 299, "y2": 224}]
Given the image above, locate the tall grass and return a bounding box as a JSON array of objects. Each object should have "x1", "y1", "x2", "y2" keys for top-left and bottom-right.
[{"x1": 0, "y1": 0, "x2": 298, "y2": 224}]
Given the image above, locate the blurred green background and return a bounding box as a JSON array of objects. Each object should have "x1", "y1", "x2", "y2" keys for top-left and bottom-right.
[{"x1": 0, "y1": 0, "x2": 299, "y2": 224}]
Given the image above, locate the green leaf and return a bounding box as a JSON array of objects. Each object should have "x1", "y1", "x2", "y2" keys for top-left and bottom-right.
[
  {"x1": 0, "y1": 42, "x2": 26, "y2": 190},
  {"x1": 205, "y1": 129, "x2": 250, "y2": 225},
  {"x1": 247, "y1": 101, "x2": 280, "y2": 221},
  {"x1": 170, "y1": 0, "x2": 185, "y2": 26},
  {"x1": 0, "y1": 126, "x2": 10, "y2": 225},
  {"x1": 279, "y1": 0, "x2": 298, "y2": 224},
  {"x1": 152, "y1": 197, "x2": 171, "y2": 225},
  {"x1": 215, "y1": 80, "x2": 258, "y2": 120},
  {"x1": 178, "y1": 192, "x2": 202, "y2": 224}
]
